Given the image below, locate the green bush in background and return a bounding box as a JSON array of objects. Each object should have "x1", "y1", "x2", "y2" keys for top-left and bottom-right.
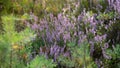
[{"x1": 0, "y1": 15, "x2": 34, "y2": 68}]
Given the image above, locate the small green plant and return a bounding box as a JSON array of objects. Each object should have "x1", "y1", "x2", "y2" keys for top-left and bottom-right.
[
  {"x1": 105, "y1": 44, "x2": 120, "y2": 68},
  {"x1": 71, "y1": 42, "x2": 97, "y2": 68},
  {"x1": 27, "y1": 55, "x2": 56, "y2": 68},
  {"x1": 108, "y1": 44, "x2": 120, "y2": 56},
  {"x1": 57, "y1": 42, "x2": 97, "y2": 68},
  {"x1": 97, "y1": 12, "x2": 115, "y2": 20},
  {"x1": 58, "y1": 55, "x2": 75, "y2": 68}
]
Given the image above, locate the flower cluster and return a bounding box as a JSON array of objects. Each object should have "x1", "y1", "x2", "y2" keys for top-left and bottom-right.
[
  {"x1": 26, "y1": 1, "x2": 120, "y2": 67},
  {"x1": 30, "y1": 13, "x2": 76, "y2": 45},
  {"x1": 39, "y1": 43, "x2": 71, "y2": 62},
  {"x1": 108, "y1": 0, "x2": 120, "y2": 13}
]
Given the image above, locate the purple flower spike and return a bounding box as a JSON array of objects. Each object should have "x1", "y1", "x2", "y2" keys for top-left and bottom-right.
[{"x1": 31, "y1": 23, "x2": 38, "y2": 30}]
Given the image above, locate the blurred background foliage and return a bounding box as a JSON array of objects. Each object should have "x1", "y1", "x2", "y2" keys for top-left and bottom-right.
[{"x1": 0, "y1": 0, "x2": 67, "y2": 16}]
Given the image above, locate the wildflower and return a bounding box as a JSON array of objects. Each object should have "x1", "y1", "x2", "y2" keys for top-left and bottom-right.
[
  {"x1": 31, "y1": 23, "x2": 38, "y2": 30},
  {"x1": 63, "y1": 32, "x2": 71, "y2": 43},
  {"x1": 94, "y1": 34, "x2": 107, "y2": 42},
  {"x1": 12, "y1": 44, "x2": 19, "y2": 50}
]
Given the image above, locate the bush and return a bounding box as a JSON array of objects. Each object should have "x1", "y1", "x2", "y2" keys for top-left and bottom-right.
[
  {"x1": 27, "y1": 55, "x2": 56, "y2": 68},
  {"x1": 0, "y1": 15, "x2": 35, "y2": 68}
]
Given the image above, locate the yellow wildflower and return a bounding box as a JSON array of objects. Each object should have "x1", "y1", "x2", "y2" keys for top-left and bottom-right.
[{"x1": 12, "y1": 44, "x2": 19, "y2": 50}]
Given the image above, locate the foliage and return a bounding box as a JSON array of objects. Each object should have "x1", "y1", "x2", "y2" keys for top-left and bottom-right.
[
  {"x1": 27, "y1": 5, "x2": 120, "y2": 67},
  {"x1": 58, "y1": 42, "x2": 97, "y2": 68},
  {"x1": 105, "y1": 44, "x2": 120, "y2": 68},
  {"x1": 0, "y1": 0, "x2": 12, "y2": 14},
  {"x1": 0, "y1": 15, "x2": 34, "y2": 68},
  {"x1": 0, "y1": 0, "x2": 120, "y2": 68},
  {"x1": 0, "y1": 0, "x2": 67, "y2": 16},
  {"x1": 27, "y1": 55, "x2": 56, "y2": 68}
]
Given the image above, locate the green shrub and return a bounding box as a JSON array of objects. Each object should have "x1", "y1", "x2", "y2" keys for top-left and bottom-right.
[
  {"x1": 57, "y1": 41, "x2": 97, "y2": 68},
  {"x1": 0, "y1": 15, "x2": 35, "y2": 68},
  {"x1": 27, "y1": 55, "x2": 56, "y2": 68},
  {"x1": 105, "y1": 44, "x2": 120, "y2": 68}
]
